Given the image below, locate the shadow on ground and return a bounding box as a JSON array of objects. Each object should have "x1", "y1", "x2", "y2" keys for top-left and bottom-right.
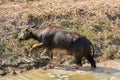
[
  {"x1": 82, "y1": 66, "x2": 120, "y2": 74},
  {"x1": 56, "y1": 65, "x2": 120, "y2": 74}
]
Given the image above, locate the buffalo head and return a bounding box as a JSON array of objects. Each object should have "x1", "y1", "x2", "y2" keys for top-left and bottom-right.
[{"x1": 18, "y1": 25, "x2": 36, "y2": 41}]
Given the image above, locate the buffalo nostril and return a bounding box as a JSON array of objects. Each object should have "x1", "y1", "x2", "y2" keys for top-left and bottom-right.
[{"x1": 18, "y1": 38, "x2": 23, "y2": 41}]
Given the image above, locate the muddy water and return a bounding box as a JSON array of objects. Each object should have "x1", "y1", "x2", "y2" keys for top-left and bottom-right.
[
  {"x1": 0, "y1": 60, "x2": 120, "y2": 80},
  {"x1": 0, "y1": 70, "x2": 93, "y2": 80}
]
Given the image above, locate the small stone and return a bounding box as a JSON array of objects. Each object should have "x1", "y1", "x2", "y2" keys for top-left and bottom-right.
[
  {"x1": 11, "y1": 69, "x2": 17, "y2": 75},
  {"x1": 47, "y1": 73, "x2": 52, "y2": 75},
  {"x1": 110, "y1": 77, "x2": 118, "y2": 80},
  {"x1": 19, "y1": 69, "x2": 26, "y2": 73},
  {"x1": 63, "y1": 75, "x2": 69, "y2": 78},
  {"x1": 47, "y1": 73, "x2": 56, "y2": 78},
  {"x1": 56, "y1": 79, "x2": 62, "y2": 80},
  {"x1": 64, "y1": 78, "x2": 70, "y2": 80},
  {"x1": 56, "y1": 74, "x2": 64, "y2": 79}
]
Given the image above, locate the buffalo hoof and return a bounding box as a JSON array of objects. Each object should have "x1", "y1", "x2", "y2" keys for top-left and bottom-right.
[
  {"x1": 76, "y1": 65, "x2": 82, "y2": 70},
  {"x1": 91, "y1": 67, "x2": 96, "y2": 71}
]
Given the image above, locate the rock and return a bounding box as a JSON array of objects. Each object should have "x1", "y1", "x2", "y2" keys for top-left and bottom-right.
[
  {"x1": 18, "y1": 64, "x2": 28, "y2": 69},
  {"x1": 19, "y1": 69, "x2": 26, "y2": 73},
  {"x1": 110, "y1": 77, "x2": 118, "y2": 80},
  {"x1": 115, "y1": 51, "x2": 120, "y2": 59},
  {"x1": 0, "y1": 70, "x2": 6, "y2": 76},
  {"x1": 11, "y1": 69, "x2": 17, "y2": 75},
  {"x1": 6, "y1": 67, "x2": 13, "y2": 73}
]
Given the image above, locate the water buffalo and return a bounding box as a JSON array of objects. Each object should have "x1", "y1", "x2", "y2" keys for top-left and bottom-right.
[{"x1": 18, "y1": 25, "x2": 96, "y2": 69}]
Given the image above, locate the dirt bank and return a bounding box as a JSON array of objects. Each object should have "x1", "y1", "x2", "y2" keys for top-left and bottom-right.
[
  {"x1": 0, "y1": 0, "x2": 120, "y2": 79},
  {"x1": 0, "y1": 60, "x2": 120, "y2": 80}
]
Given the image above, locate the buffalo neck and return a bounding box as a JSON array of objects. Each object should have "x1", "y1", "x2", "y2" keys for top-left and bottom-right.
[{"x1": 30, "y1": 29, "x2": 41, "y2": 41}]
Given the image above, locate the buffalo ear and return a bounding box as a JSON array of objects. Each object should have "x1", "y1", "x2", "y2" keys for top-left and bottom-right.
[
  {"x1": 23, "y1": 26, "x2": 29, "y2": 31},
  {"x1": 25, "y1": 28, "x2": 29, "y2": 31},
  {"x1": 24, "y1": 24, "x2": 36, "y2": 32},
  {"x1": 31, "y1": 24, "x2": 37, "y2": 28}
]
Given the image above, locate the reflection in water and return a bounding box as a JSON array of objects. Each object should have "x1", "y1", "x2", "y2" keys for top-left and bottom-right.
[{"x1": 81, "y1": 66, "x2": 120, "y2": 74}]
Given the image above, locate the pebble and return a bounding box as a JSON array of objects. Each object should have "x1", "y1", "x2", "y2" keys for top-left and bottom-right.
[
  {"x1": 46, "y1": 73, "x2": 70, "y2": 80},
  {"x1": 110, "y1": 77, "x2": 120, "y2": 80}
]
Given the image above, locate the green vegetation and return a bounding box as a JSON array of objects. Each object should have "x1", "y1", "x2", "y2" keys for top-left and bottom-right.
[
  {"x1": 104, "y1": 46, "x2": 118, "y2": 59},
  {"x1": 0, "y1": 0, "x2": 120, "y2": 62}
]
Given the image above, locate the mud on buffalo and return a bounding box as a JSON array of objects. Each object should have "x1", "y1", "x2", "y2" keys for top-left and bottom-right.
[{"x1": 18, "y1": 25, "x2": 96, "y2": 69}]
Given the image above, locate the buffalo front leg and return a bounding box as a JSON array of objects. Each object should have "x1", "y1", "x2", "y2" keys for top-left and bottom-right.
[
  {"x1": 46, "y1": 50, "x2": 54, "y2": 69},
  {"x1": 42, "y1": 50, "x2": 54, "y2": 70},
  {"x1": 75, "y1": 56, "x2": 83, "y2": 70},
  {"x1": 40, "y1": 49, "x2": 54, "y2": 69},
  {"x1": 29, "y1": 43, "x2": 43, "y2": 57}
]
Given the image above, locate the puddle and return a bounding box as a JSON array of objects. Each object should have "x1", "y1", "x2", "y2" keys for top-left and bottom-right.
[
  {"x1": 0, "y1": 60, "x2": 120, "y2": 80},
  {"x1": 70, "y1": 73, "x2": 93, "y2": 80},
  {"x1": 0, "y1": 69, "x2": 93, "y2": 80},
  {"x1": 46, "y1": 72, "x2": 93, "y2": 80}
]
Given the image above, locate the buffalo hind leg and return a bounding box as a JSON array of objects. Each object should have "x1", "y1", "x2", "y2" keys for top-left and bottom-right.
[{"x1": 85, "y1": 55, "x2": 96, "y2": 70}]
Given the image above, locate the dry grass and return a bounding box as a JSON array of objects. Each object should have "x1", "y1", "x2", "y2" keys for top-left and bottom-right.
[
  {"x1": 0, "y1": 0, "x2": 120, "y2": 22},
  {"x1": 0, "y1": 0, "x2": 120, "y2": 61}
]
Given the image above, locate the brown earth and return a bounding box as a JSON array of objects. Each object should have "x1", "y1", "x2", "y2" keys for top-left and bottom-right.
[
  {"x1": 0, "y1": 60, "x2": 120, "y2": 80},
  {"x1": 0, "y1": 0, "x2": 120, "y2": 79}
]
